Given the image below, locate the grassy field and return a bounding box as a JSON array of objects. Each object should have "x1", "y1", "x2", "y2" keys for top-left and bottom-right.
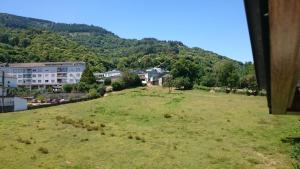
[{"x1": 0, "y1": 87, "x2": 300, "y2": 169}]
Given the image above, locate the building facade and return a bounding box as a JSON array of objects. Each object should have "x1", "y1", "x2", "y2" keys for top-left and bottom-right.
[
  {"x1": 0, "y1": 62, "x2": 85, "y2": 89},
  {"x1": 0, "y1": 72, "x2": 27, "y2": 112},
  {"x1": 145, "y1": 67, "x2": 168, "y2": 85}
]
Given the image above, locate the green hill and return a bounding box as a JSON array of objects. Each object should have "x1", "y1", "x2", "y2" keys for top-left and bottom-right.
[{"x1": 0, "y1": 13, "x2": 239, "y2": 72}]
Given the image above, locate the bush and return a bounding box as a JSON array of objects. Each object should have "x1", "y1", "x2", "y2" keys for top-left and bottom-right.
[
  {"x1": 122, "y1": 71, "x2": 142, "y2": 88},
  {"x1": 112, "y1": 80, "x2": 126, "y2": 91},
  {"x1": 96, "y1": 84, "x2": 106, "y2": 96},
  {"x1": 104, "y1": 78, "x2": 111, "y2": 86},
  {"x1": 63, "y1": 84, "x2": 74, "y2": 93},
  {"x1": 36, "y1": 95, "x2": 46, "y2": 102},
  {"x1": 75, "y1": 82, "x2": 89, "y2": 92},
  {"x1": 87, "y1": 88, "x2": 99, "y2": 98},
  {"x1": 173, "y1": 77, "x2": 193, "y2": 90}
]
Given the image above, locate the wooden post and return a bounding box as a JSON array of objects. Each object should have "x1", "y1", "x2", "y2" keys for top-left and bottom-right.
[{"x1": 269, "y1": 0, "x2": 300, "y2": 114}]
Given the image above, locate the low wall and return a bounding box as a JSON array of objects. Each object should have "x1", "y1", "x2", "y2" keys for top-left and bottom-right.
[{"x1": 28, "y1": 96, "x2": 100, "y2": 110}]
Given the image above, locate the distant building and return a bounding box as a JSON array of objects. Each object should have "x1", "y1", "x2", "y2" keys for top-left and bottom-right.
[
  {"x1": 104, "y1": 70, "x2": 122, "y2": 78},
  {"x1": 131, "y1": 70, "x2": 147, "y2": 84},
  {"x1": 0, "y1": 72, "x2": 27, "y2": 112},
  {"x1": 0, "y1": 62, "x2": 86, "y2": 89},
  {"x1": 93, "y1": 72, "x2": 105, "y2": 84},
  {"x1": 103, "y1": 69, "x2": 122, "y2": 81},
  {"x1": 145, "y1": 67, "x2": 168, "y2": 85}
]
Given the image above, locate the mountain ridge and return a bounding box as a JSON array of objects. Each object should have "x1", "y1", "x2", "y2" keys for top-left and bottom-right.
[{"x1": 0, "y1": 12, "x2": 242, "y2": 73}]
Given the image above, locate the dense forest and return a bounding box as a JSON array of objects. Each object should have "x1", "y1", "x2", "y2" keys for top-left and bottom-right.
[{"x1": 0, "y1": 13, "x2": 257, "y2": 89}]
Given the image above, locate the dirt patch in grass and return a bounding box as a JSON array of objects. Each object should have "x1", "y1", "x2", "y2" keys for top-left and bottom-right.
[
  {"x1": 38, "y1": 147, "x2": 49, "y2": 154},
  {"x1": 55, "y1": 116, "x2": 105, "y2": 132}
]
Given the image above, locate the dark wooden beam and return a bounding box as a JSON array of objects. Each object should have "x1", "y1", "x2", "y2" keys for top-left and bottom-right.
[{"x1": 269, "y1": 0, "x2": 300, "y2": 114}]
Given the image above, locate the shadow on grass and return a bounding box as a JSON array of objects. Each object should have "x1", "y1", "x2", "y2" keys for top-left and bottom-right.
[{"x1": 281, "y1": 136, "x2": 300, "y2": 169}]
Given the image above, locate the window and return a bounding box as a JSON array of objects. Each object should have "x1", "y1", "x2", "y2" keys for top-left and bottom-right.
[
  {"x1": 45, "y1": 74, "x2": 49, "y2": 77},
  {"x1": 52, "y1": 74, "x2": 55, "y2": 77},
  {"x1": 32, "y1": 74, "x2": 36, "y2": 78},
  {"x1": 51, "y1": 80, "x2": 55, "y2": 83},
  {"x1": 18, "y1": 74, "x2": 22, "y2": 78},
  {"x1": 32, "y1": 80, "x2": 36, "y2": 83},
  {"x1": 70, "y1": 79, "x2": 74, "y2": 82},
  {"x1": 38, "y1": 74, "x2": 42, "y2": 77},
  {"x1": 76, "y1": 68, "x2": 81, "y2": 72},
  {"x1": 33, "y1": 69, "x2": 36, "y2": 72},
  {"x1": 45, "y1": 80, "x2": 49, "y2": 83},
  {"x1": 76, "y1": 73, "x2": 80, "y2": 77},
  {"x1": 38, "y1": 80, "x2": 41, "y2": 83},
  {"x1": 18, "y1": 80, "x2": 22, "y2": 83}
]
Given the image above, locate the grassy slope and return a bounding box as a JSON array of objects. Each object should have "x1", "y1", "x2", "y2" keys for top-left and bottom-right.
[{"x1": 0, "y1": 87, "x2": 299, "y2": 169}]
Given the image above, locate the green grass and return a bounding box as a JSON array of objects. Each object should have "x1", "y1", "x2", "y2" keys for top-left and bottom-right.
[{"x1": 0, "y1": 87, "x2": 300, "y2": 169}]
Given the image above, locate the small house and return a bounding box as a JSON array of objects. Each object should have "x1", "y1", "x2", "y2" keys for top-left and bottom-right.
[
  {"x1": 103, "y1": 70, "x2": 122, "y2": 81},
  {"x1": 145, "y1": 67, "x2": 168, "y2": 85}
]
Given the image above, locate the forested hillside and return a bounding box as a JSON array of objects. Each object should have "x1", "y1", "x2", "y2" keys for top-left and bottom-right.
[{"x1": 0, "y1": 13, "x2": 256, "y2": 89}]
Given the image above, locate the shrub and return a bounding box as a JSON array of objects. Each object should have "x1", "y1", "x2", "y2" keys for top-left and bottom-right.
[
  {"x1": 36, "y1": 95, "x2": 46, "y2": 102},
  {"x1": 122, "y1": 71, "x2": 142, "y2": 88},
  {"x1": 112, "y1": 80, "x2": 126, "y2": 91},
  {"x1": 63, "y1": 84, "x2": 74, "y2": 93},
  {"x1": 173, "y1": 77, "x2": 193, "y2": 90},
  {"x1": 96, "y1": 84, "x2": 106, "y2": 96},
  {"x1": 104, "y1": 78, "x2": 111, "y2": 86},
  {"x1": 76, "y1": 82, "x2": 89, "y2": 92},
  {"x1": 87, "y1": 88, "x2": 99, "y2": 98}
]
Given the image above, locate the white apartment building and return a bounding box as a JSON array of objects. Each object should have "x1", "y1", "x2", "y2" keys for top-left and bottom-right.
[
  {"x1": 0, "y1": 72, "x2": 27, "y2": 112},
  {"x1": 0, "y1": 62, "x2": 86, "y2": 89}
]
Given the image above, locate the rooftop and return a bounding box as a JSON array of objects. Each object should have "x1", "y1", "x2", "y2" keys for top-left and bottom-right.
[{"x1": 0, "y1": 62, "x2": 85, "y2": 68}]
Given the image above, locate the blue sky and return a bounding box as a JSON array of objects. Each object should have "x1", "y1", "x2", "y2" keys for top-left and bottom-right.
[{"x1": 0, "y1": 0, "x2": 252, "y2": 62}]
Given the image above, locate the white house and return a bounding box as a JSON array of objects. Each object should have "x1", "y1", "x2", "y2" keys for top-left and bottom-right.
[
  {"x1": 145, "y1": 67, "x2": 168, "y2": 85},
  {"x1": 104, "y1": 70, "x2": 122, "y2": 78},
  {"x1": 0, "y1": 62, "x2": 86, "y2": 89}
]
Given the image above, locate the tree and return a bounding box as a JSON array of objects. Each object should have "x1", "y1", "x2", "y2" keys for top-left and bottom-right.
[
  {"x1": 240, "y1": 62, "x2": 258, "y2": 90},
  {"x1": 63, "y1": 84, "x2": 74, "y2": 93},
  {"x1": 121, "y1": 71, "x2": 142, "y2": 87},
  {"x1": 171, "y1": 57, "x2": 200, "y2": 90},
  {"x1": 173, "y1": 77, "x2": 193, "y2": 90},
  {"x1": 163, "y1": 75, "x2": 173, "y2": 93},
  {"x1": 80, "y1": 66, "x2": 96, "y2": 85},
  {"x1": 8, "y1": 36, "x2": 19, "y2": 46},
  {"x1": 19, "y1": 38, "x2": 31, "y2": 48},
  {"x1": 240, "y1": 74, "x2": 258, "y2": 90},
  {"x1": 104, "y1": 78, "x2": 111, "y2": 86},
  {"x1": 200, "y1": 73, "x2": 216, "y2": 87},
  {"x1": 213, "y1": 60, "x2": 240, "y2": 89},
  {"x1": 0, "y1": 33, "x2": 9, "y2": 44}
]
